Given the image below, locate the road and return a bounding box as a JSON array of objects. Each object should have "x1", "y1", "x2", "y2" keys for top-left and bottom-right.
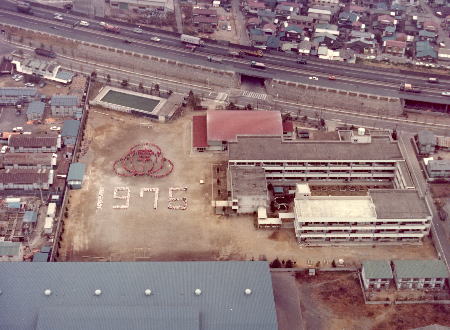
[
  {"x1": 398, "y1": 133, "x2": 450, "y2": 270},
  {"x1": 2, "y1": 1, "x2": 450, "y2": 104}
]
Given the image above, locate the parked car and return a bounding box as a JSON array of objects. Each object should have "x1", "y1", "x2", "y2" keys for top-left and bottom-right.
[
  {"x1": 53, "y1": 14, "x2": 63, "y2": 21},
  {"x1": 297, "y1": 58, "x2": 307, "y2": 64},
  {"x1": 24, "y1": 83, "x2": 35, "y2": 87},
  {"x1": 1, "y1": 146, "x2": 9, "y2": 154},
  {"x1": 309, "y1": 76, "x2": 318, "y2": 80},
  {"x1": 12, "y1": 127, "x2": 24, "y2": 132},
  {"x1": 227, "y1": 25, "x2": 231, "y2": 31},
  {"x1": 441, "y1": 91, "x2": 450, "y2": 97},
  {"x1": 150, "y1": 36, "x2": 161, "y2": 42},
  {"x1": 79, "y1": 20, "x2": 90, "y2": 27},
  {"x1": 133, "y1": 28, "x2": 143, "y2": 34},
  {"x1": 123, "y1": 39, "x2": 132, "y2": 44},
  {"x1": 50, "y1": 126, "x2": 61, "y2": 131},
  {"x1": 428, "y1": 77, "x2": 439, "y2": 83},
  {"x1": 328, "y1": 75, "x2": 336, "y2": 80}
]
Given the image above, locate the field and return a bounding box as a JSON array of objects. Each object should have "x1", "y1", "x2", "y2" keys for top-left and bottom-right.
[
  {"x1": 59, "y1": 108, "x2": 438, "y2": 264},
  {"x1": 296, "y1": 272, "x2": 450, "y2": 330}
]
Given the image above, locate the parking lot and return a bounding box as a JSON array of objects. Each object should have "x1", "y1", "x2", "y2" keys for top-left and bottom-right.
[{"x1": 58, "y1": 108, "x2": 438, "y2": 265}]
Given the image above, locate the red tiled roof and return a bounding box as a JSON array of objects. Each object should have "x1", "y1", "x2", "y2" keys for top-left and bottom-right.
[
  {"x1": 192, "y1": 116, "x2": 208, "y2": 148},
  {"x1": 279, "y1": 1, "x2": 301, "y2": 8},
  {"x1": 395, "y1": 32, "x2": 407, "y2": 41},
  {"x1": 8, "y1": 135, "x2": 58, "y2": 148},
  {"x1": 194, "y1": 16, "x2": 219, "y2": 24},
  {"x1": 385, "y1": 40, "x2": 406, "y2": 48},
  {"x1": 0, "y1": 170, "x2": 49, "y2": 184},
  {"x1": 193, "y1": 8, "x2": 217, "y2": 16},
  {"x1": 349, "y1": 5, "x2": 366, "y2": 13},
  {"x1": 282, "y1": 120, "x2": 294, "y2": 133},
  {"x1": 207, "y1": 110, "x2": 283, "y2": 143},
  {"x1": 378, "y1": 15, "x2": 395, "y2": 23},
  {"x1": 247, "y1": 17, "x2": 261, "y2": 25},
  {"x1": 248, "y1": 1, "x2": 266, "y2": 9},
  {"x1": 1, "y1": 153, "x2": 53, "y2": 166}
]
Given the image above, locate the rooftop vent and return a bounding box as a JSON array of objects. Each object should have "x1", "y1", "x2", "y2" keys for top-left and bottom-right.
[
  {"x1": 145, "y1": 289, "x2": 152, "y2": 296},
  {"x1": 244, "y1": 289, "x2": 252, "y2": 295},
  {"x1": 94, "y1": 289, "x2": 102, "y2": 296},
  {"x1": 44, "y1": 289, "x2": 52, "y2": 296},
  {"x1": 194, "y1": 289, "x2": 202, "y2": 296}
]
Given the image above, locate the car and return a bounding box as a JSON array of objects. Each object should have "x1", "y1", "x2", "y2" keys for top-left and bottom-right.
[
  {"x1": 54, "y1": 15, "x2": 63, "y2": 21},
  {"x1": 79, "y1": 20, "x2": 90, "y2": 27},
  {"x1": 150, "y1": 36, "x2": 161, "y2": 42},
  {"x1": 50, "y1": 26, "x2": 58, "y2": 30},
  {"x1": 309, "y1": 76, "x2": 318, "y2": 80},
  {"x1": 99, "y1": 21, "x2": 106, "y2": 26},
  {"x1": 133, "y1": 28, "x2": 143, "y2": 34},
  {"x1": 441, "y1": 91, "x2": 450, "y2": 97},
  {"x1": 328, "y1": 75, "x2": 336, "y2": 80},
  {"x1": 12, "y1": 127, "x2": 24, "y2": 132},
  {"x1": 428, "y1": 77, "x2": 439, "y2": 83},
  {"x1": 123, "y1": 39, "x2": 132, "y2": 44},
  {"x1": 227, "y1": 25, "x2": 231, "y2": 31},
  {"x1": 1, "y1": 146, "x2": 9, "y2": 154},
  {"x1": 50, "y1": 126, "x2": 61, "y2": 131},
  {"x1": 24, "y1": 83, "x2": 35, "y2": 87},
  {"x1": 39, "y1": 81, "x2": 47, "y2": 88},
  {"x1": 297, "y1": 59, "x2": 307, "y2": 64}
]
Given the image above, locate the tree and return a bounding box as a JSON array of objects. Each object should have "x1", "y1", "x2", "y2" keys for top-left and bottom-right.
[
  {"x1": 139, "y1": 82, "x2": 144, "y2": 90},
  {"x1": 154, "y1": 84, "x2": 160, "y2": 96},
  {"x1": 168, "y1": 89, "x2": 173, "y2": 96},
  {"x1": 270, "y1": 258, "x2": 282, "y2": 268},
  {"x1": 90, "y1": 71, "x2": 97, "y2": 81},
  {"x1": 285, "y1": 260, "x2": 293, "y2": 268},
  {"x1": 106, "y1": 74, "x2": 111, "y2": 83},
  {"x1": 302, "y1": 115, "x2": 308, "y2": 122},
  {"x1": 319, "y1": 118, "x2": 325, "y2": 127},
  {"x1": 121, "y1": 79, "x2": 128, "y2": 87},
  {"x1": 246, "y1": 104, "x2": 253, "y2": 110}
]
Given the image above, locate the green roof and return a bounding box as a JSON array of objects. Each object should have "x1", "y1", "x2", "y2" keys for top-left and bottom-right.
[
  {"x1": 362, "y1": 260, "x2": 393, "y2": 279},
  {"x1": 393, "y1": 260, "x2": 449, "y2": 279},
  {"x1": 0, "y1": 242, "x2": 21, "y2": 256}
]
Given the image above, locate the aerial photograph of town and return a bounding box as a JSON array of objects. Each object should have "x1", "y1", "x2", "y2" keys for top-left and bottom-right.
[{"x1": 0, "y1": 0, "x2": 449, "y2": 328}]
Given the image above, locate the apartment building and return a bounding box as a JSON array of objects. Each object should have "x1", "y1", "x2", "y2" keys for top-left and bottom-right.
[
  {"x1": 0, "y1": 169, "x2": 54, "y2": 190},
  {"x1": 293, "y1": 189, "x2": 431, "y2": 245},
  {"x1": 1, "y1": 153, "x2": 55, "y2": 170},
  {"x1": 228, "y1": 134, "x2": 413, "y2": 188},
  {"x1": 8, "y1": 135, "x2": 60, "y2": 153},
  {"x1": 50, "y1": 95, "x2": 82, "y2": 119},
  {"x1": 392, "y1": 260, "x2": 449, "y2": 289},
  {"x1": 0, "y1": 88, "x2": 37, "y2": 105},
  {"x1": 361, "y1": 260, "x2": 394, "y2": 290},
  {"x1": 426, "y1": 160, "x2": 450, "y2": 179}
]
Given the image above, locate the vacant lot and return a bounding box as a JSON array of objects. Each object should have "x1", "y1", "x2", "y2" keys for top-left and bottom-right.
[
  {"x1": 296, "y1": 272, "x2": 450, "y2": 330},
  {"x1": 59, "y1": 108, "x2": 438, "y2": 264}
]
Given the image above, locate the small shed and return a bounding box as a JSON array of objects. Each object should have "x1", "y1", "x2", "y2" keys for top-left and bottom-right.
[
  {"x1": 32, "y1": 252, "x2": 49, "y2": 262},
  {"x1": 26, "y1": 101, "x2": 45, "y2": 121},
  {"x1": 67, "y1": 162, "x2": 86, "y2": 189}
]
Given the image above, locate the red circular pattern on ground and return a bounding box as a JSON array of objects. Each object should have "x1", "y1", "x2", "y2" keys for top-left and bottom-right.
[{"x1": 113, "y1": 143, "x2": 174, "y2": 178}]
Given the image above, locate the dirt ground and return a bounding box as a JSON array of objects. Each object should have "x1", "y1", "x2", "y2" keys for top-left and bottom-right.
[
  {"x1": 59, "y1": 108, "x2": 439, "y2": 264},
  {"x1": 296, "y1": 272, "x2": 450, "y2": 330}
]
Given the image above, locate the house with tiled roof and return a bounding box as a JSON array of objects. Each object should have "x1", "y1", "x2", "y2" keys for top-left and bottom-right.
[
  {"x1": 415, "y1": 40, "x2": 437, "y2": 61},
  {"x1": 289, "y1": 14, "x2": 315, "y2": 31},
  {"x1": 262, "y1": 23, "x2": 277, "y2": 35},
  {"x1": 377, "y1": 14, "x2": 395, "y2": 26},
  {"x1": 418, "y1": 29, "x2": 437, "y2": 42},
  {"x1": 384, "y1": 39, "x2": 406, "y2": 56},
  {"x1": 247, "y1": 1, "x2": 266, "y2": 14}
]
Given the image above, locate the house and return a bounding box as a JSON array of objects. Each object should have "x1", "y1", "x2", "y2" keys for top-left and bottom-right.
[
  {"x1": 247, "y1": 1, "x2": 266, "y2": 14},
  {"x1": 315, "y1": 23, "x2": 339, "y2": 36},
  {"x1": 426, "y1": 160, "x2": 450, "y2": 179},
  {"x1": 0, "y1": 88, "x2": 37, "y2": 106},
  {"x1": 338, "y1": 11, "x2": 359, "y2": 27},
  {"x1": 308, "y1": 8, "x2": 332, "y2": 23},
  {"x1": 384, "y1": 40, "x2": 407, "y2": 56},
  {"x1": 0, "y1": 58, "x2": 13, "y2": 75},
  {"x1": 313, "y1": 32, "x2": 337, "y2": 47},
  {"x1": 347, "y1": 38, "x2": 376, "y2": 54},
  {"x1": 416, "y1": 131, "x2": 436, "y2": 155},
  {"x1": 0, "y1": 261, "x2": 278, "y2": 330},
  {"x1": 0, "y1": 169, "x2": 54, "y2": 190},
  {"x1": 26, "y1": 101, "x2": 45, "y2": 121},
  {"x1": 8, "y1": 135, "x2": 59, "y2": 153},
  {"x1": 377, "y1": 14, "x2": 396, "y2": 26},
  {"x1": 298, "y1": 39, "x2": 312, "y2": 55},
  {"x1": 418, "y1": 29, "x2": 437, "y2": 42},
  {"x1": 192, "y1": 111, "x2": 283, "y2": 151},
  {"x1": 61, "y1": 120, "x2": 81, "y2": 146},
  {"x1": 262, "y1": 23, "x2": 277, "y2": 35},
  {"x1": 289, "y1": 14, "x2": 315, "y2": 31},
  {"x1": 383, "y1": 25, "x2": 396, "y2": 37},
  {"x1": 415, "y1": 41, "x2": 437, "y2": 61},
  {"x1": 350, "y1": 30, "x2": 375, "y2": 40},
  {"x1": 247, "y1": 16, "x2": 262, "y2": 28},
  {"x1": 282, "y1": 120, "x2": 294, "y2": 140},
  {"x1": 309, "y1": 0, "x2": 339, "y2": 10},
  {"x1": 392, "y1": 259, "x2": 449, "y2": 289},
  {"x1": 438, "y1": 48, "x2": 450, "y2": 61},
  {"x1": 361, "y1": 260, "x2": 393, "y2": 290},
  {"x1": 266, "y1": 35, "x2": 281, "y2": 50},
  {"x1": 283, "y1": 24, "x2": 303, "y2": 41},
  {"x1": 192, "y1": 8, "x2": 217, "y2": 16},
  {"x1": 193, "y1": 16, "x2": 219, "y2": 28},
  {"x1": 50, "y1": 95, "x2": 82, "y2": 119},
  {"x1": 67, "y1": 162, "x2": 86, "y2": 189},
  {"x1": 422, "y1": 20, "x2": 439, "y2": 32},
  {"x1": 229, "y1": 167, "x2": 269, "y2": 214},
  {"x1": 275, "y1": 3, "x2": 297, "y2": 17}
]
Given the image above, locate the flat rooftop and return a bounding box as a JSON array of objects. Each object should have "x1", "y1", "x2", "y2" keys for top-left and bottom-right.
[
  {"x1": 370, "y1": 189, "x2": 430, "y2": 219},
  {"x1": 294, "y1": 196, "x2": 377, "y2": 221},
  {"x1": 100, "y1": 90, "x2": 160, "y2": 113},
  {"x1": 229, "y1": 136, "x2": 403, "y2": 161},
  {"x1": 230, "y1": 166, "x2": 267, "y2": 197}
]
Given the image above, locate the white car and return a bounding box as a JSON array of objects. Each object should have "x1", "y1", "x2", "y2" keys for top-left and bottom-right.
[
  {"x1": 1, "y1": 146, "x2": 9, "y2": 154},
  {"x1": 441, "y1": 91, "x2": 450, "y2": 97},
  {"x1": 24, "y1": 83, "x2": 35, "y2": 87},
  {"x1": 12, "y1": 127, "x2": 24, "y2": 132},
  {"x1": 227, "y1": 25, "x2": 231, "y2": 31},
  {"x1": 54, "y1": 15, "x2": 63, "y2": 21},
  {"x1": 50, "y1": 126, "x2": 61, "y2": 131},
  {"x1": 99, "y1": 21, "x2": 106, "y2": 26},
  {"x1": 150, "y1": 36, "x2": 161, "y2": 42},
  {"x1": 133, "y1": 28, "x2": 143, "y2": 34},
  {"x1": 308, "y1": 76, "x2": 318, "y2": 80},
  {"x1": 79, "y1": 20, "x2": 90, "y2": 27}
]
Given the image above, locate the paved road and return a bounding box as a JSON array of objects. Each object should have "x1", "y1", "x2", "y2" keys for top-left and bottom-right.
[
  {"x1": 3, "y1": 1, "x2": 450, "y2": 103},
  {"x1": 173, "y1": 0, "x2": 183, "y2": 34},
  {"x1": 398, "y1": 133, "x2": 450, "y2": 270}
]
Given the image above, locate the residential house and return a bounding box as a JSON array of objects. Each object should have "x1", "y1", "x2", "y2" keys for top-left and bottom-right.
[
  {"x1": 247, "y1": 1, "x2": 266, "y2": 14},
  {"x1": 384, "y1": 40, "x2": 407, "y2": 56},
  {"x1": 426, "y1": 160, "x2": 450, "y2": 179},
  {"x1": 247, "y1": 16, "x2": 262, "y2": 29},
  {"x1": 192, "y1": 8, "x2": 217, "y2": 16},
  {"x1": 348, "y1": 4, "x2": 366, "y2": 14},
  {"x1": 309, "y1": 0, "x2": 339, "y2": 11},
  {"x1": 50, "y1": 95, "x2": 82, "y2": 119},
  {"x1": 0, "y1": 169, "x2": 54, "y2": 190},
  {"x1": 0, "y1": 88, "x2": 37, "y2": 106},
  {"x1": 347, "y1": 38, "x2": 376, "y2": 54},
  {"x1": 193, "y1": 16, "x2": 219, "y2": 29},
  {"x1": 249, "y1": 28, "x2": 269, "y2": 47},
  {"x1": 275, "y1": 3, "x2": 298, "y2": 17},
  {"x1": 377, "y1": 14, "x2": 396, "y2": 26},
  {"x1": 338, "y1": 11, "x2": 360, "y2": 28},
  {"x1": 422, "y1": 20, "x2": 439, "y2": 32},
  {"x1": 383, "y1": 25, "x2": 396, "y2": 38},
  {"x1": 289, "y1": 14, "x2": 315, "y2": 31},
  {"x1": 392, "y1": 260, "x2": 449, "y2": 290},
  {"x1": 266, "y1": 35, "x2": 281, "y2": 50},
  {"x1": 308, "y1": 8, "x2": 332, "y2": 24},
  {"x1": 26, "y1": 101, "x2": 45, "y2": 121},
  {"x1": 438, "y1": 48, "x2": 450, "y2": 61},
  {"x1": 415, "y1": 41, "x2": 437, "y2": 61},
  {"x1": 298, "y1": 39, "x2": 312, "y2": 55},
  {"x1": 418, "y1": 29, "x2": 437, "y2": 42},
  {"x1": 283, "y1": 23, "x2": 303, "y2": 41},
  {"x1": 315, "y1": 23, "x2": 339, "y2": 36},
  {"x1": 361, "y1": 260, "x2": 393, "y2": 290},
  {"x1": 262, "y1": 23, "x2": 277, "y2": 35},
  {"x1": 61, "y1": 120, "x2": 81, "y2": 146},
  {"x1": 8, "y1": 135, "x2": 59, "y2": 153},
  {"x1": 350, "y1": 30, "x2": 375, "y2": 40},
  {"x1": 313, "y1": 32, "x2": 337, "y2": 47}
]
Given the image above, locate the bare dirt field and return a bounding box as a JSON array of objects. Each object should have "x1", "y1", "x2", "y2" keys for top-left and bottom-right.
[
  {"x1": 59, "y1": 108, "x2": 439, "y2": 264},
  {"x1": 296, "y1": 272, "x2": 450, "y2": 330}
]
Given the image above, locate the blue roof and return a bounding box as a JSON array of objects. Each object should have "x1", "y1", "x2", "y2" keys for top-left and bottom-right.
[
  {"x1": 0, "y1": 241, "x2": 20, "y2": 256},
  {"x1": 51, "y1": 95, "x2": 79, "y2": 106},
  {"x1": 416, "y1": 41, "x2": 437, "y2": 58},
  {"x1": 23, "y1": 211, "x2": 38, "y2": 223},
  {"x1": 40, "y1": 246, "x2": 52, "y2": 253},
  {"x1": 32, "y1": 252, "x2": 49, "y2": 262},
  {"x1": 0, "y1": 87, "x2": 37, "y2": 97},
  {"x1": 266, "y1": 36, "x2": 281, "y2": 49},
  {"x1": 384, "y1": 25, "x2": 396, "y2": 33},
  {"x1": 27, "y1": 101, "x2": 45, "y2": 116},
  {"x1": 55, "y1": 70, "x2": 75, "y2": 82},
  {"x1": 61, "y1": 120, "x2": 80, "y2": 137},
  {"x1": 67, "y1": 162, "x2": 86, "y2": 181},
  {"x1": 419, "y1": 30, "x2": 437, "y2": 38},
  {"x1": 0, "y1": 261, "x2": 278, "y2": 330}
]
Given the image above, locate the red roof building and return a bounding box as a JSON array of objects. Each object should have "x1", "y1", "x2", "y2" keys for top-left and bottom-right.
[{"x1": 192, "y1": 116, "x2": 208, "y2": 150}]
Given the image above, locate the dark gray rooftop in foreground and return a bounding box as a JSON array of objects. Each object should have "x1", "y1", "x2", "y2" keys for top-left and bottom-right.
[
  {"x1": 228, "y1": 136, "x2": 403, "y2": 161},
  {"x1": 370, "y1": 189, "x2": 430, "y2": 219},
  {"x1": 0, "y1": 261, "x2": 278, "y2": 330}
]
